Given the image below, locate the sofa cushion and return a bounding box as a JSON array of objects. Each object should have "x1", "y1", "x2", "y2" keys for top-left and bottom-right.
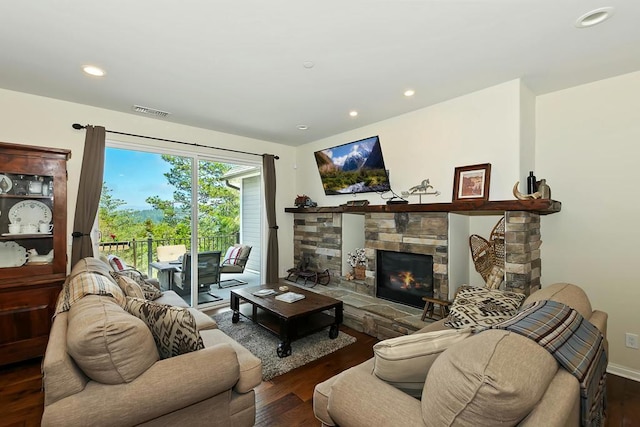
[
  {"x1": 372, "y1": 327, "x2": 472, "y2": 397},
  {"x1": 444, "y1": 286, "x2": 525, "y2": 329},
  {"x1": 422, "y1": 329, "x2": 558, "y2": 427},
  {"x1": 110, "y1": 270, "x2": 162, "y2": 300},
  {"x1": 523, "y1": 282, "x2": 593, "y2": 319},
  {"x1": 124, "y1": 297, "x2": 205, "y2": 359},
  {"x1": 67, "y1": 295, "x2": 159, "y2": 384}
]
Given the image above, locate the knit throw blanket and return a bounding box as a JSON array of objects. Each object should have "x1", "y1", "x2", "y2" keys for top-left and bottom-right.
[{"x1": 492, "y1": 300, "x2": 607, "y2": 427}]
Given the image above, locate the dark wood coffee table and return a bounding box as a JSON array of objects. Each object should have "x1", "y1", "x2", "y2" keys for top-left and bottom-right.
[{"x1": 230, "y1": 284, "x2": 343, "y2": 358}]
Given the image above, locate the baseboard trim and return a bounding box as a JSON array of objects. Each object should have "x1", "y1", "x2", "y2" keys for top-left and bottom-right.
[{"x1": 607, "y1": 363, "x2": 640, "y2": 382}]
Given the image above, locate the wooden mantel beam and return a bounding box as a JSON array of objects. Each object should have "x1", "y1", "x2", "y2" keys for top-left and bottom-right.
[{"x1": 284, "y1": 199, "x2": 561, "y2": 215}]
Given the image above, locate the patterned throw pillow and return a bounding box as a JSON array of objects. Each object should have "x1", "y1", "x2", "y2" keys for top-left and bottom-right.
[
  {"x1": 124, "y1": 297, "x2": 204, "y2": 359},
  {"x1": 224, "y1": 245, "x2": 242, "y2": 265},
  {"x1": 107, "y1": 254, "x2": 127, "y2": 271},
  {"x1": 110, "y1": 270, "x2": 162, "y2": 300},
  {"x1": 444, "y1": 286, "x2": 526, "y2": 329}
]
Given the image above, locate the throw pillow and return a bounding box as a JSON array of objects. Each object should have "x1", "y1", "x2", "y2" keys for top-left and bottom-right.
[
  {"x1": 124, "y1": 297, "x2": 204, "y2": 359},
  {"x1": 224, "y1": 245, "x2": 241, "y2": 265},
  {"x1": 373, "y1": 327, "x2": 473, "y2": 397},
  {"x1": 110, "y1": 270, "x2": 162, "y2": 300},
  {"x1": 444, "y1": 286, "x2": 525, "y2": 329},
  {"x1": 107, "y1": 254, "x2": 127, "y2": 271},
  {"x1": 422, "y1": 330, "x2": 557, "y2": 426},
  {"x1": 67, "y1": 295, "x2": 159, "y2": 384},
  {"x1": 112, "y1": 273, "x2": 145, "y2": 299}
]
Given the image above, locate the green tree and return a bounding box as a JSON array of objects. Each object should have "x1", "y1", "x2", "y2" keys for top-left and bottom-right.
[
  {"x1": 145, "y1": 156, "x2": 240, "y2": 238},
  {"x1": 99, "y1": 182, "x2": 154, "y2": 242},
  {"x1": 98, "y1": 182, "x2": 126, "y2": 241}
]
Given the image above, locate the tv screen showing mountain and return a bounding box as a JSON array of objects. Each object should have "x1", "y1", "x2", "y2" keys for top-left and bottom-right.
[{"x1": 314, "y1": 135, "x2": 391, "y2": 195}]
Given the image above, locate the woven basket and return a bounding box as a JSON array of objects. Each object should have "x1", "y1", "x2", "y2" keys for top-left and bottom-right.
[
  {"x1": 490, "y1": 216, "x2": 505, "y2": 269},
  {"x1": 469, "y1": 234, "x2": 495, "y2": 283}
]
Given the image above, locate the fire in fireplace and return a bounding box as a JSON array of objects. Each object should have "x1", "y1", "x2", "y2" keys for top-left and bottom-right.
[{"x1": 376, "y1": 250, "x2": 434, "y2": 308}]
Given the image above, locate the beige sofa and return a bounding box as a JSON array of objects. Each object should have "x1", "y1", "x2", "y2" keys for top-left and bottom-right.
[
  {"x1": 42, "y1": 257, "x2": 262, "y2": 426},
  {"x1": 314, "y1": 283, "x2": 608, "y2": 427}
]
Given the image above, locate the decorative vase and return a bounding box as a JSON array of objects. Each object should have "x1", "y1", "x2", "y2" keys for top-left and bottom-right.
[{"x1": 354, "y1": 265, "x2": 366, "y2": 280}]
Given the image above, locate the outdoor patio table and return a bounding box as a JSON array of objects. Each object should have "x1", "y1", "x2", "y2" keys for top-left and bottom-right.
[{"x1": 149, "y1": 260, "x2": 182, "y2": 291}]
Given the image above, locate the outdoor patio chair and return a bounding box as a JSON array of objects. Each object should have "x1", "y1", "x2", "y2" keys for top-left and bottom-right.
[
  {"x1": 157, "y1": 244, "x2": 187, "y2": 262},
  {"x1": 173, "y1": 251, "x2": 223, "y2": 302},
  {"x1": 218, "y1": 244, "x2": 252, "y2": 288}
]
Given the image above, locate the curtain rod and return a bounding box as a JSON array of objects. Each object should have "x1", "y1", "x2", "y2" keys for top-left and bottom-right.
[{"x1": 72, "y1": 123, "x2": 279, "y2": 159}]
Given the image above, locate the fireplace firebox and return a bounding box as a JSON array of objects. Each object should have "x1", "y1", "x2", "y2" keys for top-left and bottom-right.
[{"x1": 376, "y1": 250, "x2": 434, "y2": 308}]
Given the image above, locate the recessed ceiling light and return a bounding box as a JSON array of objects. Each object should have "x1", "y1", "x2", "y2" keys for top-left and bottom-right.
[
  {"x1": 575, "y1": 7, "x2": 614, "y2": 28},
  {"x1": 296, "y1": 124, "x2": 308, "y2": 130},
  {"x1": 303, "y1": 61, "x2": 315, "y2": 69},
  {"x1": 349, "y1": 111, "x2": 358, "y2": 117},
  {"x1": 82, "y1": 65, "x2": 106, "y2": 77},
  {"x1": 404, "y1": 89, "x2": 415, "y2": 97}
]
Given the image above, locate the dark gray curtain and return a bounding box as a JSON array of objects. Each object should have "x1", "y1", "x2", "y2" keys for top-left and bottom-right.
[
  {"x1": 263, "y1": 154, "x2": 279, "y2": 283},
  {"x1": 71, "y1": 125, "x2": 106, "y2": 266}
]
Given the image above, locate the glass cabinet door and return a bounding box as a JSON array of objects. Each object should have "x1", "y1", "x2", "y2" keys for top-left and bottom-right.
[{"x1": 0, "y1": 173, "x2": 55, "y2": 269}]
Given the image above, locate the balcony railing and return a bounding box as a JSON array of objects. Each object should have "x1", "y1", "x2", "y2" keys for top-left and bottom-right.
[{"x1": 98, "y1": 234, "x2": 239, "y2": 277}]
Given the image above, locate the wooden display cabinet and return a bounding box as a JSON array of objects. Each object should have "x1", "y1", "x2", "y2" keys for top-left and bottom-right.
[{"x1": 0, "y1": 142, "x2": 70, "y2": 366}]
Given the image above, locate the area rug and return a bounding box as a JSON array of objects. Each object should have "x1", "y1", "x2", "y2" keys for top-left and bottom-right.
[{"x1": 212, "y1": 310, "x2": 357, "y2": 380}]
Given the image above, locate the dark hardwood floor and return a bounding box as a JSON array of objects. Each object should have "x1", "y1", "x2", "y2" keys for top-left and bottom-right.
[{"x1": 1, "y1": 326, "x2": 638, "y2": 426}]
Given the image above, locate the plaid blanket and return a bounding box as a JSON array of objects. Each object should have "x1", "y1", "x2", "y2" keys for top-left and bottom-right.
[
  {"x1": 54, "y1": 271, "x2": 126, "y2": 316},
  {"x1": 492, "y1": 300, "x2": 607, "y2": 427}
]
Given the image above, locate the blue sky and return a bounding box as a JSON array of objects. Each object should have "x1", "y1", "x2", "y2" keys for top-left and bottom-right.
[{"x1": 104, "y1": 148, "x2": 176, "y2": 210}]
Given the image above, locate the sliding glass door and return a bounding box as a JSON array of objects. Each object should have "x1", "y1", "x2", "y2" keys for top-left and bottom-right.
[{"x1": 99, "y1": 143, "x2": 261, "y2": 307}]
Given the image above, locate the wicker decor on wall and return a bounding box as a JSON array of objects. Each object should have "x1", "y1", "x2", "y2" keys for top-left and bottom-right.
[{"x1": 469, "y1": 217, "x2": 505, "y2": 289}]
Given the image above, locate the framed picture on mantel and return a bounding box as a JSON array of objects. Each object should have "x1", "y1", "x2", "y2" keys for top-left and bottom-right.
[{"x1": 452, "y1": 163, "x2": 491, "y2": 202}]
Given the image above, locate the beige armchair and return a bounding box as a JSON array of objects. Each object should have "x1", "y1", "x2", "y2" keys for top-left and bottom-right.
[{"x1": 313, "y1": 283, "x2": 608, "y2": 427}]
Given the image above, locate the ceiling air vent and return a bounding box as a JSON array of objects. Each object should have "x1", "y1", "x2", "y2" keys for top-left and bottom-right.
[{"x1": 132, "y1": 105, "x2": 171, "y2": 117}]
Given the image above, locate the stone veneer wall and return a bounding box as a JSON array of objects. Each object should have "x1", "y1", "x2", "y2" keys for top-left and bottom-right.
[
  {"x1": 504, "y1": 211, "x2": 541, "y2": 295},
  {"x1": 292, "y1": 212, "x2": 342, "y2": 276},
  {"x1": 364, "y1": 212, "x2": 449, "y2": 299}
]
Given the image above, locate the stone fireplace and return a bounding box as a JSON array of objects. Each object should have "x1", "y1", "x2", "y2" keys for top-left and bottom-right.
[
  {"x1": 291, "y1": 208, "x2": 544, "y2": 302},
  {"x1": 288, "y1": 200, "x2": 557, "y2": 338},
  {"x1": 292, "y1": 211, "x2": 450, "y2": 300}
]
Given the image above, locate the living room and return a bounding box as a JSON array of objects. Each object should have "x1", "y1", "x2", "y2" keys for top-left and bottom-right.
[{"x1": 1, "y1": 2, "x2": 639, "y2": 425}]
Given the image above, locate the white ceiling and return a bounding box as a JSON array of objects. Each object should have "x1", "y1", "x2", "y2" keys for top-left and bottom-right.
[{"x1": 1, "y1": 1, "x2": 639, "y2": 146}]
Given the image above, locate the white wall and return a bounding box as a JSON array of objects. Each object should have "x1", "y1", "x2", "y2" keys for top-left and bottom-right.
[
  {"x1": 295, "y1": 79, "x2": 524, "y2": 206},
  {"x1": 342, "y1": 213, "x2": 365, "y2": 276},
  {"x1": 537, "y1": 71, "x2": 640, "y2": 379},
  {"x1": 0, "y1": 88, "x2": 296, "y2": 279},
  {"x1": 296, "y1": 79, "x2": 529, "y2": 289}
]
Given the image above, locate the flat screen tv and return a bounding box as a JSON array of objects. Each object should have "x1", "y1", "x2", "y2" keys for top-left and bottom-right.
[{"x1": 314, "y1": 135, "x2": 391, "y2": 195}]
